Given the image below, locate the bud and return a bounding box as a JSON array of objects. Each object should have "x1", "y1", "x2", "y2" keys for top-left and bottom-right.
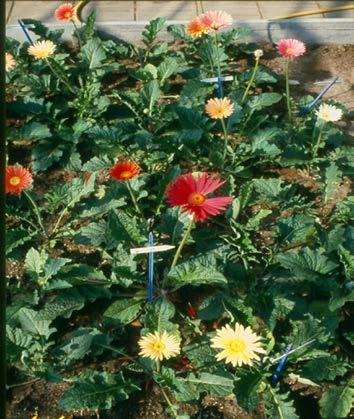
[
  {"x1": 254, "y1": 49, "x2": 263, "y2": 59},
  {"x1": 143, "y1": 108, "x2": 149, "y2": 114}
]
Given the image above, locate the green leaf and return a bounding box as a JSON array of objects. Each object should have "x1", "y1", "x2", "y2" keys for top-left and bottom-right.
[
  {"x1": 6, "y1": 227, "x2": 34, "y2": 255},
  {"x1": 56, "y1": 328, "x2": 112, "y2": 367},
  {"x1": 81, "y1": 38, "x2": 107, "y2": 69},
  {"x1": 276, "y1": 247, "x2": 338, "y2": 281},
  {"x1": 142, "y1": 17, "x2": 166, "y2": 46},
  {"x1": 110, "y1": 210, "x2": 145, "y2": 245},
  {"x1": 167, "y1": 256, "x2": 227, "y2": 290},
  {"x1": 103, "y1": 299, "x2": 142, "y2": 326},
  {"x1": 175, "y1": 106, "x2": 211, "y2": 144},
  {"x1": 301, "y1": 356, "x2": 351, "y2": 382},
  {"x1": 7, "y1": 122, "x2": 51, "y2": 142},
  {"x1": 264, "y1": 388, "x2": 299, "y2": 419},
  {"x1": 142, "y1": 79, "x2": 161, "y2": 114},
  {"x1": 37, "y1": 289, "x2": 85, "y2": 321},
  {"x1": 32, "y1": 140, "x2": 64, "y2": 172},
  {"x1": 181, "y1": 372, "x2": 234, "y2": 397},
  {"x1": 59, "y1": 371, "x2": 139, "y2": 411},
  {"x1": 248, "y1": 93, "x2": 282, "y2": 110},
  {"x1": 143, "y1": 298, "x2": 178, "y2": 335},
  {"x1": 233, "y1": 370, "x2": 263, "y2": 413},
  {"x1": 319, "y1": 380, "x2": 354, "y2": 419},
  {"x1": 24, "y1": 248, "x2": 47, "y2": 281},
  {"x1": 157, "y1": 58, "x2": 179, "y2": 84},
  {"x1": 18, "y1": 308, "x2": 56, "y2": 339},
  {"x1": 324, "y1": 162, "x2": 342, "y2": 204}
]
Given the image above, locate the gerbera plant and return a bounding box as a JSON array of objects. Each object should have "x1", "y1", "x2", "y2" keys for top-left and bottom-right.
[{"x1": 5, "y1": 7, "x2": 353, "y2": 419}]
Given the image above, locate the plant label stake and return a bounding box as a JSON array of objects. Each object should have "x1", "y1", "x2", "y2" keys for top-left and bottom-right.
[
  {"x1": 130, "y1": 238, "x2": 175, "y2": 303},
  {"x1": 201, "y1": 74, "x2": 233, "y2": 98},
  {"x1": 18, "y1": 19, "x2": 34, "y2": 45},
  {"x1": 298, "y1": 76, "x2": 339, "y2": 116},
  {"x1": 271, "y1": 343, "x2": 292, "y2": 385}
]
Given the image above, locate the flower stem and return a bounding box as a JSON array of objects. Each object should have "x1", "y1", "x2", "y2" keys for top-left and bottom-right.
[
  {"x1": 71, "y1": 20, "x2": 82, "y2": 49},
  {"x1": 241, "y1": 58, "x2": 259, "y2": 104},
  {"x1": 221, "y1": 117, "x2": 229, "y2": 163},
  {"x1": 284, "y1": 58, "x2": 292, "y2": 122},
  {"x1": 160, "y1": 386, "x2": 178, "y2": 418},
  {"x1": 312, "y1": 123, "x2": 324, "y2": 159},
  {"x1": 23, "y1": 191, "x2": 47, "y2": 237},
  {"x1": 46, "y1": 59, "x2": 76, "y2": 95},
  {"x1": 126, "y1": 181, "x2": 144, "y2": 217},
  {"x1": 170, "y1": 217, "x2": 194, "y2": 270}
]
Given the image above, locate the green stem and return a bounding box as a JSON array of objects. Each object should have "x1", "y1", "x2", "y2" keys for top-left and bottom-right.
[
  {"x1": 221, "y1": 117, "x2": 229, "y2": 163},
  {"x1": 241, "y1": 58, "x2": 259, "y2": 104},
  {"x1": 46, "y1": 59, "x2": 76, "y2": 95},
  {"x1": 160, "y1": 386, "x2": 178, "y2": 418},
  {"x1": 23, "y1": 191, "x2": 47, "y2": 237},
  {"x1": 312, "y1": 123, "x2": 324, "y2": 159},
  {"x1": 71, "y1": 19, "x2": 82, "y2": 49},
  {"x1": 284, "y1": 58, "x2": 292, "y2": 122},
  {"x1": 127, "y1": 181, "x2": 144, "y2": 217},
  {"x1": 170, "y1": 217, "x2": 194, "y2": 270},
  {"x1": 156, "y1": 359, "x2": 161, "y2": 373}
]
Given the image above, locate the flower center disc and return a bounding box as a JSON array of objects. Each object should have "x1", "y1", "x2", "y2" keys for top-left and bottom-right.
[
  {"x1": 153, "y1": 341, "x2": 166, "y2": 351},
  {"x1": 9, "y1": 176, "x2": 21, "y2": 186},
  {"x1": 65, "y1": 12, "x2": 72, "y2": 19},
  {"x1": 189, "y1": 192, "x2": 206, "y2": 206},
  {"x1": 286, "y1": 47, "x2": 294, "y2": 56},
  {"x1": 229, "y1": 339, "x2": 246, "y2": 352},
  {"x1": 120, "y1": 171, "x2": 132, "y2": 179}
]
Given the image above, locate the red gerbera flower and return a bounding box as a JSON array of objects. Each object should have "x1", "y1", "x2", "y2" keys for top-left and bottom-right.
[
  {"x1": 6, "y1": 165, "x2": 33, "y2": 195},
  {"x1": 55, "y1": 3, "x2": 76, "y2": 21},
  {"x1": 166, "y1": 172, "x2": 232, "y2": 222},
  {"x1": 109, "y1": 161, "x2": 141, "y2": 182}
]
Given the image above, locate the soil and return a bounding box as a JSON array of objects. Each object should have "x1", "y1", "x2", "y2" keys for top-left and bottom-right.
[{"x1": 6, "y1": 43, "x2": 354, "y2": 419}]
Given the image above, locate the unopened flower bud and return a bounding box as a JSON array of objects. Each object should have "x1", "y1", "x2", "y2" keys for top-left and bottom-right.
[{"x1": 254, "y1": 49, "x2": 263, "y2": 59}]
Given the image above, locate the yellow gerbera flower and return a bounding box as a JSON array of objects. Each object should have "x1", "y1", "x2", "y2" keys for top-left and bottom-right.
[
  {"x1": 210, "y1": 323, "x2": 266, "y2": 367},
  {"x1": 5, "y1": 53, "x2": 16, "y2": 72},
  {"x1": 27, "y1": 40, "x2": 56, "y2": 59},
  {"x1": 316, "y1": 103, "x2": 342, "y2": 122},
  {"x1": 205, "y1": 97, "x2": 234, "y2": 119},
  {"x1": 138, "y1": 331, "x2": 180, "y2": 361}
]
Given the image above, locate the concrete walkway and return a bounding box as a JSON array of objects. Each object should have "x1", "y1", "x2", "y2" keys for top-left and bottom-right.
[{"x1": 6, "y1": 1, "x2": 354, "y2": 24}]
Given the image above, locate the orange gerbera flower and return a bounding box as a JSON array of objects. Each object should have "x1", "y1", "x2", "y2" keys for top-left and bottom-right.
[
  {"x1": 205, "y1": 97, "x2": 234, "y2": 119},
  {"x1": 6, "y1": 53, "x2": 16, "y2": 72},
  {"x1": 6, "y1": 165, "x2": 33, "y2": 195},
  {"x1": 109, "y1": 161, "x2": 141, "y2": 182},
  {"x1": 55, "y1": 3, "x2": 76, "y2": 21},
  {"x1": 186, "y1": 18, "x2": 210, "y2": 37}
]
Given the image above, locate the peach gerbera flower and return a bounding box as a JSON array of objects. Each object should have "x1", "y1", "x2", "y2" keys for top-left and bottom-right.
[
  {"x1": 109, "y1": 161, "x2": 141, "y2": 182},
  {"x1": 210, "y1": 323, "x2": 266, "y2": 367},
  {"x1": 55, "y1": 3, "x2": 76, "y2": 21},
  {"x1": 199, "y1": 10, "x2": 233, "y2": 31},
  {"x1": 205, "y1": 97, "x2": 234, "y2": 119},
  {"x1": 27, "y1": 40, "x2": 56, "y2": 59},
  {"x1": 5, "y1": 53, "x2": 16, "y2": 72},
  {"x1": 277, "y1": 38, "x2": 306, "y2": 59},
  {"x1": 138, "y1": 331, "x2": 181, "y2": 361},
  {"x1": 6, "y1": 165, "x2": 33, "y2": 195},
  {"x1": 186, "y1": 18, "x2": 210, "y2": 37}
]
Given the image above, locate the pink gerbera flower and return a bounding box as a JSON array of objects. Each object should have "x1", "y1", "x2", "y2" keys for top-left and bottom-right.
[
  {"x1": 277, "y1": 38, "x2": 306, "y2": 59},
  {"x1": 166, "y1": 172, "x2": 232, "y2": 222},
  {"x1": 199, "y1": 10, "x2": 233, "y2": 31}
]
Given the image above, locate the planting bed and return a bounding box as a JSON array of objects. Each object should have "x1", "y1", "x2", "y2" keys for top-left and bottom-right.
[{"x1": 5, "y1": 7, "x2": 354, "y2": 419}]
